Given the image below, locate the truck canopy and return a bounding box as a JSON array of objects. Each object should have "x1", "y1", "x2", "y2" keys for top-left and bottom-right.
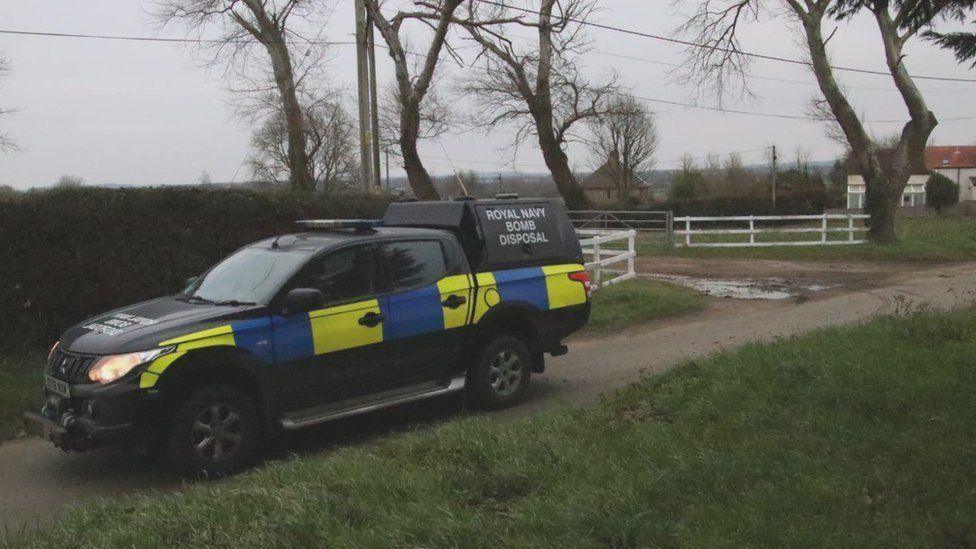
[{"x1": 382, "y1": 198, "x2": 583, "y2": 272}]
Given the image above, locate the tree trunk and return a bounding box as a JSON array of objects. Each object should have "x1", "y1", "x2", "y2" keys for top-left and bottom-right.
[
  {"x1": 266, "y1": 38, "x2": 313, "y2": 192},
  {"x1": 400, "y1": 98, "x2": 439, "y2": 199},
  {"x1": 537, "y1": 129, "x2": 586, "y2": 208},
  {"x1": 532, "y1": 0, "x2": 587, "y2": 209},
  {"x1": 861, "y1": 170, "x2": 899, "y2": 242}
]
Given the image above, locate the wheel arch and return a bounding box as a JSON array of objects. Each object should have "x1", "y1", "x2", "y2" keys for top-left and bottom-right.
[
  {"x1": 474, "y1": 302, "x2": 545, "y2": 373},
  {"x1": 148, "y1": 346, "x2": 272, "y2": 434}
]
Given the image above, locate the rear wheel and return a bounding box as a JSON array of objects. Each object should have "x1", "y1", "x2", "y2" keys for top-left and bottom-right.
[
  {"x1": 165, "y1": 385, "x2": 261, "y2": 478},
  {"x1": 468, "y1": 334, "x2": 531, "y2": 410}
]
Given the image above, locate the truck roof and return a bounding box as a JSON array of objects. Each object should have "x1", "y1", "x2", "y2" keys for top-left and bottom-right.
[{"x1": 249, "y1": 226, "x2": 452, "y2": 253}]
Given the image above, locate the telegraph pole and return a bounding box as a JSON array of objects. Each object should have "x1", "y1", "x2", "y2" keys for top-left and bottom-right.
[
  {"x1": 367, "y1": 17, "x2": 382, "y2": 191},
  {"x1": 770, "y1": 145, "x2": 778, "y2": 212},
  {"x1": 354, "y1": 0, "x2": 373, "y2": 191}
]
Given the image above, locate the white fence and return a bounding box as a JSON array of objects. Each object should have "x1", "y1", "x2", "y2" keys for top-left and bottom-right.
[
  {"x1": 568, "y1": 210, "x2": 673, "y2": 235},
  {"x1": 674, "y1": 214, "x2": 870, "y2": 248},
  {"x1": 576, "y1": 229, "x2": 636, "y2": 290}
]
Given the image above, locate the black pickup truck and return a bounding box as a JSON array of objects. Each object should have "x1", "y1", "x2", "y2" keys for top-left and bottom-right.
[{"x1": 25, "y1": 198, "x2": 591, "y2": 476}]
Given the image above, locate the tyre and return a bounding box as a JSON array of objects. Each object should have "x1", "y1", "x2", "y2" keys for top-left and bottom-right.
[
  {"x1": 165, "y1": 384, "x2": 262, "y2": 478},
  {"x1": 468, "y1": 334, "x2": 532, "y2": 410}
]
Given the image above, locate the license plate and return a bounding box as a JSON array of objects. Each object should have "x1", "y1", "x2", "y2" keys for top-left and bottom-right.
[{"x1": 44, "y1": 375, "x2": 71, "y2": 398}]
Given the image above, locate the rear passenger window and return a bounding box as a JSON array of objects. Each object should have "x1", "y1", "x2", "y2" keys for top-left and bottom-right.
[{"x1": 381, "y1": 241, "x2": 447, "y2": 290}]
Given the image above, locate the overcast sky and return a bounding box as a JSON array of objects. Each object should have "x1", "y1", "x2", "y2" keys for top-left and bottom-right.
[{"x1": 0, "y1": 1, "x2": 973, "y2": 189}]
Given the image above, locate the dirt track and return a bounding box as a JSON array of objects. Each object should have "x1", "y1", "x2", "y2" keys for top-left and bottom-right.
[{"x1": 2, "y1": 261, "x2": 974, "y2": 533}]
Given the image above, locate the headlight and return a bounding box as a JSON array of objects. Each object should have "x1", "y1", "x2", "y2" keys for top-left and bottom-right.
[
  {"x1": 88, "y1": 347, "x2": 173, "y2": 384},
  {"x1": 47, "y1": 341, "x2": 60, "y2": 363}
]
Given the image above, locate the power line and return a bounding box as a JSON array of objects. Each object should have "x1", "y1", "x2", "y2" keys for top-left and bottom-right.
[
  {"x1": 473, "y1": 0, "x2": 976, "y2": 83},
  {"x1": 621, "y1": 90, "x2": 976, "y2": 124},
  {"x1": 0, "y1": 28, "x2": 355, "y2": 46},
  {"x1": 597, "y1": 50, "x2": 976, "y2": 94}
]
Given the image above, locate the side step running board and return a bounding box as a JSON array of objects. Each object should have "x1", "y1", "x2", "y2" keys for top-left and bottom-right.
[{"x1": 280, "y1": 376, "x2": 466, "y2": 431}]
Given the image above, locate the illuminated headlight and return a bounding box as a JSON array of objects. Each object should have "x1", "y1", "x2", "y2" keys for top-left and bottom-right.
[
  {"x1": 47, "y1": 341, "x2": 60, "y2": 363},
  {"x1": 88, "y1": 347, "x2": 174, "y2": 384}
]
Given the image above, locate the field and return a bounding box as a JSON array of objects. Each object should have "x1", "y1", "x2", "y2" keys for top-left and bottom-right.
[
  {"x1": 10, "y1": 306, "x2": 976, "y2": 547},
  {"x1": 636, "y1": 216, "x2": 976, "y2": 263}
]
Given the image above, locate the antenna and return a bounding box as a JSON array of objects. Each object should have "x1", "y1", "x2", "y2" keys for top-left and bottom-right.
[{"x1": 436, "y1": 139, "x2": 470, "y2": 196}]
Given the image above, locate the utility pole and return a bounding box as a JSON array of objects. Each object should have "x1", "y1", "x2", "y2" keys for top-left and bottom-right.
[
  {"x1": 367, "y1": 16, "x2": 382, "y2": 190},
  {"x1": 354, "y1": 0, "x2": 373, "y2": 191},
  {"x1": 770, "y1": 145, "x2": 778, "y2": 212},
  {"x1": 385, "y1": 149, "x2": 390, "y2": 190}
]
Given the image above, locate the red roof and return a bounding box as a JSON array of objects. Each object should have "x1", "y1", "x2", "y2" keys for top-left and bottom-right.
[{"x1": 925, "y1": 146, "x2": 976, "y2": 169}]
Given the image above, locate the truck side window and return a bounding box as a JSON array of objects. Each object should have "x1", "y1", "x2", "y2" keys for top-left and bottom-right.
[
  {"x1": 381, "y1": 240, "x2": 447, "y2": 290},
  {"x1": 294, "y1": 246, "x2": 374, "y2": 305}
]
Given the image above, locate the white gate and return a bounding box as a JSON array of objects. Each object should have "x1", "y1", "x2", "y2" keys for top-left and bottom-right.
[{"x1": 575, "y1": 229, "x2": 636, "y2": 290}]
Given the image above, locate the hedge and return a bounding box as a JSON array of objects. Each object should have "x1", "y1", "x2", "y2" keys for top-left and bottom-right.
[{"x1": 0, "y1": 187, "x2": 391, "y2": 352}]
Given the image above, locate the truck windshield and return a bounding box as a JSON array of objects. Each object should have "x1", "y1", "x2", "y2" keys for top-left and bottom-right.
[{"x1": 184, "y1": 247, "x2": 312, "y2": 305}]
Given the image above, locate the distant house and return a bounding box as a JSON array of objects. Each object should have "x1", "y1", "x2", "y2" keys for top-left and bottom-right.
[
  {"x1": 847, "y1": 145, "x2": 976, "y2": 209},
  {"x1": 581, "y1": 153, "x2": 651, "y2": 205}
]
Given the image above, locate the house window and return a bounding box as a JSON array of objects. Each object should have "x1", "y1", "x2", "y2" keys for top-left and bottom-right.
[
  {"x1": 605, "y1": 189, "x2": 613, "y2": 200},
  {"x1": 848, "y1": 193, "x2": 864, "y2": 209}
]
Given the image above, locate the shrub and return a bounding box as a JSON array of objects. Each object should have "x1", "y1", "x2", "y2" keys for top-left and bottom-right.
[
  {"x1": 0, "y1": 186, "x2": 392, "y2": 351},
  {"x1": 926, "y1": 172, "x2": 959, "y2": 213}
]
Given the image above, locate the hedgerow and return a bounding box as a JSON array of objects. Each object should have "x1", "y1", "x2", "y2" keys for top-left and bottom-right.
[{"x1": 0, "y1": 186, "x2": 391, "y2": 351}]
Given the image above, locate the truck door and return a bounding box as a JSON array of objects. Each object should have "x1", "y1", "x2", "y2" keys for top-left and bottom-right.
[
  {"x1": 378, "y1": 239, "x2": 474, "y2": 387},
  {"x1": 274, "y1": 244, "x2": 393, "y2": 411}
]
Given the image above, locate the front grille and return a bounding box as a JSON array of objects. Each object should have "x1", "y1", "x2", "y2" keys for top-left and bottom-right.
[{"x1": 48, "y1": 350, "x2": 98, "y2": 384}]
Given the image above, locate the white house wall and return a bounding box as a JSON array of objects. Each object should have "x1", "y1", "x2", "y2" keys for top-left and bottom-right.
[{"x1": 933, "y1": 167, "x2": 976, "y2": 201}]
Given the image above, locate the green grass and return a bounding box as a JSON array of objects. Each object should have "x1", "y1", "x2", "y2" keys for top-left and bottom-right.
[
  {"x1": 643, "y1": 216, "x2": 976, "y2": 262},
  {"x1": 13, "y1": 307, "x2": 976, "y2": 547},
  {"x1": 0, "y1": 352, "x2": 42, "y2": 441},
  {"x1": 586, "y1": 279, "x2": 706, "y2": 332}
]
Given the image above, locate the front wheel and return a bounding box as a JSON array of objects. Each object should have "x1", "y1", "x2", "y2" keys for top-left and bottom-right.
[
  {"x1": 468, "y1": 334, "x2": 531, "y2": 410},
  {"x1": 165, "y1": 385, "x2": 262, "y2": 478}
]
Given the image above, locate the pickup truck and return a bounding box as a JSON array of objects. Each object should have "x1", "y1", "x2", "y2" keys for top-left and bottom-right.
[{"x1": 24, "y1": 197, "x2": 591, "y2": 476}]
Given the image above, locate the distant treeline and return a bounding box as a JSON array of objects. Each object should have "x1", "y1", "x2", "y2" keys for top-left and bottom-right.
[{"x1": 0, "y1": 187, "x2": 391, "y2": 351}]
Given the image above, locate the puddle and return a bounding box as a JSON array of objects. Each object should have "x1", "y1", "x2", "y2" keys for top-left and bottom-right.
[{"x1": 642, "y1": 273, "x2": 835, "y2": 301}]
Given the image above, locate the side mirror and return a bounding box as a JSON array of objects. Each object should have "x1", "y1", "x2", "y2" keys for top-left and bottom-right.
[{"x1": 285, "y1": 288, "x2": 324, "y2": 314}]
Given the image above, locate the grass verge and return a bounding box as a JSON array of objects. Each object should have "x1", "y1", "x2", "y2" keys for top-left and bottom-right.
[
  {"x1": 641, "y1": 216, "x2": 976, "y2": 262},
  {"x1": 585, "y1": 279, "x2": 706, "y2": 333},
  {"x1": 0, "y1": 352, "x2": 42, "y2": 442},
  {"x1": 13, "y1": 307, "x2": 976, "y2": 547}
]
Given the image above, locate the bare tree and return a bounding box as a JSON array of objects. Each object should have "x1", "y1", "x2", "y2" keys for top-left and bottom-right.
[
  {"x1": 56, "y1": 175, "x2": 85, "y2": 188},
  {"x1": 377, "y1": 82, "x2": 454, "y2": 161},
  {"x1": 451, "y1": 0, "x2": 617, "y2": 208},
  {"x1": 249, "y1": 94, "x2": 358, "y2": 191},
  {"x1": 586, "y1": 95, "x2": 660, "y2": 201},
  {"x1": 0, "y1": 57, "x2": 16, "y2": 152},
  {"x1": 363, "y1": 0, "x2": 466, "y2": 200},
  {"x1": 154, "y1": 0, "x2": 318, "y2": 191},
  {"x1": 678, "y1": 0, "x2": 949, "y2": 243}
]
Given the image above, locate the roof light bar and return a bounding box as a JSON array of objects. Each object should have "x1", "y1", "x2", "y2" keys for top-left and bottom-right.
[{"x1": 294, "y1": 219, "x2": 384, "y2": 231}]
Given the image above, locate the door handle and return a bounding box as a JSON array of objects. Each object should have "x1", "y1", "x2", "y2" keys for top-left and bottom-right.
[
  {"x1": 358, "y1": 311, "x2": 385, "y2": 327},
  {"x1": 442, "y1": 294, "x2": 467, "y2": 309}
]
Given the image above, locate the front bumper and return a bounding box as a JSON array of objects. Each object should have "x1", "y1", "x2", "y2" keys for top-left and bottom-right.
[
  {"x1": 23, "y1": 375, "x2": 145, "y2": 451},
  {"x1": 22, "y1": 410, "x2": 136, "y2": 451}
]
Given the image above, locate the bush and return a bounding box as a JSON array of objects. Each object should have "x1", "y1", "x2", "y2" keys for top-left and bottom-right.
[
  {"x1": 926, "y1": 172, "x2": 959, "y2": 213},
  {"x1": 0, "y1": 187, "x2": 392, "y2": 351}
]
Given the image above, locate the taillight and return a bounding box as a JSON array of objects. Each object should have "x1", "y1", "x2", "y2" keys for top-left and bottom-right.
[{"x1": 568, "y1": 271, "x2": 591, "y2": 298}]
